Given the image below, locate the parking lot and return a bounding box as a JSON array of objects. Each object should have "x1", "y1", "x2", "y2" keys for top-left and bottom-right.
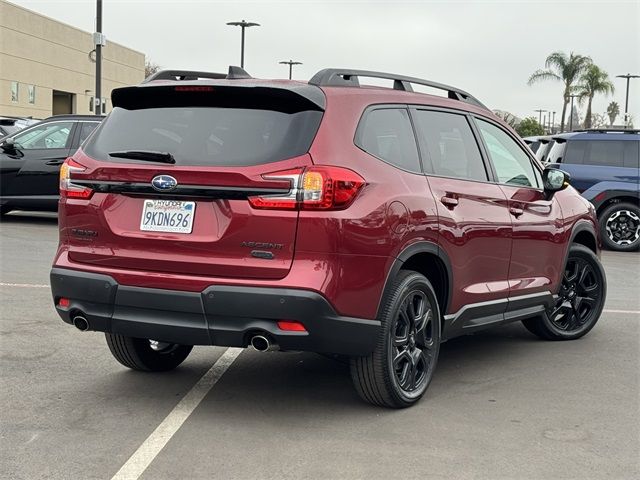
[{"x1": 1, "y1": 212, "x2": 638, "y2": 480}]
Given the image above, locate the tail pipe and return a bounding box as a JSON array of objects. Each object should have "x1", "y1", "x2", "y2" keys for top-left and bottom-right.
[
  {"x1": 250, "y1": 335, "x2": 279, "y2": 352},
  {"x1": 72, "y1": 315, "x2": 89, "y2": 332}
]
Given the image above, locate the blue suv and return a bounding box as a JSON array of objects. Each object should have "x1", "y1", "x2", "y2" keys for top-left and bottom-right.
[{"x1": 544, "y1": 129, "x2": 639, "y2": 251}]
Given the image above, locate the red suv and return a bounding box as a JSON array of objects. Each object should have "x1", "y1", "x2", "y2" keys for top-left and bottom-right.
[{"x1": 51, "y1": 68, "x2": 607, "y2": 408}]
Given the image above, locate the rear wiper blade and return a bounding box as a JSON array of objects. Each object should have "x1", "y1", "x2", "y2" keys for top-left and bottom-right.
[{"x1": 108, "y1": 150, "x2": 175, "y2": 164}]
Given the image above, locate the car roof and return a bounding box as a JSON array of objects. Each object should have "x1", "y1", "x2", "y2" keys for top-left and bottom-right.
[{"x1": 42, "y1": 114, "x2": 105, "y2": 121}]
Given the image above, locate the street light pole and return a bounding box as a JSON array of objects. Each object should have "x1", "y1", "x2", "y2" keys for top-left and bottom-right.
[
  {"x1": 226, "y1": 20, "x2": 260, "y2": 69},
  {"x1": 94, "y1": 0, "x2": 103, "y2": 116},
  {"x1": 616, "y1": 73, "x2": 640, "y2": 127},
  {"x1": 279, "y1": 60, "x2": 302, "y2": 79},
  {"x1": 534, "y1": 109, "x2": 546, "y2": 126},
  {"x1": 568, "y1": 94, "x2": 580, "y2": 131},
  {"x1": 552, "y1": 111, "x2": 556, "y2": 133}
]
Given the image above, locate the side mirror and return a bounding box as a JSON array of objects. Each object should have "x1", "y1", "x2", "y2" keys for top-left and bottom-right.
[
  {"x1": 542, "y1": 167, "x2": 570, "y2": 199},
  {"x1": 1, "y1": 137, "x2": 16, "y2": 152}
]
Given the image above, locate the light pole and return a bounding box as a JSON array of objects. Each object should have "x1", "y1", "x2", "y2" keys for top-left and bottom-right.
[
  {"x1": 551, "y1": 111, "x2": 556, "y2": 133},
  {"x1": 568, "y1": 94, "x2": 580, "y2": 131},
  {"x1": 616, "y1": 73, "x2": 640, "y2": 127},
  {"x1": 93, "y1": 0, "x2": 104, "y2": 116},
  {"x1": 279, "y1": 60, "x2": 302, "y2": 80},
  {"x1": 534, "y1": 109, "x2": 546, "y2": 126},
  {"x1": 226, "y1": 20, "x2": 260, "y2": 69},
  {"x1": 543, "y1": 114, "x2": 547, "y2": 133}
]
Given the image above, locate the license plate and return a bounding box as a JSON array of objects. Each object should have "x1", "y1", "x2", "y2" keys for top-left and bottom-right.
[{"x1": 140, "y1": 199, "x2": 195, "y2": 234}]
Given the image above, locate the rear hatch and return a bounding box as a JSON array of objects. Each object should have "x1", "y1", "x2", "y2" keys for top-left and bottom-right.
[{"x1": 64, "y1": 82, "x2": 324, "y2": 280}]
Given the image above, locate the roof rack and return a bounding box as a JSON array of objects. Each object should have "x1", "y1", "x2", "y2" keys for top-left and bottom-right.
[
  {"x1": 142, "y1": 66, "x2": 252, "y2": 84},
  {"x1": 309, "y1": 68, "x2": 488, "y2": 110},
  {"x1": 574, "y1": 128, "x2": 639, "y2": 134}
]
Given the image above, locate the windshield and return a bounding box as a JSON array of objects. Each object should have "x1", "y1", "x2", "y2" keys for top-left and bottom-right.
[{"x1": 85, "y1": 107, "x2": 323, "y2": 167}]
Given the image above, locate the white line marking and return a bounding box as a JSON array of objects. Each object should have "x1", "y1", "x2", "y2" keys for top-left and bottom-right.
[
  {"x1": 0, "y1": 282, "x2": 49, "y2": 288},
  {"x1": 110, "y1": 347, "x2": 243, "y2": 480},
  {"x1": 603, "y1": 309, "x2": 640, "y2": 315}
]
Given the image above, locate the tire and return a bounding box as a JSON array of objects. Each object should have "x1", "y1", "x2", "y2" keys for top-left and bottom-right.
[
  {"x1": 523, "y1": 244, "x2": 606, "y2": 340},
  {"x1": 105, "y1": 333, "x2": 193, "y2": 372},
  {"x1": 599, "y1": 202, "x2": 640, "y2": 252},
  {"x1": 350, "y1": 270, "x2": 441, "y2": 408}
]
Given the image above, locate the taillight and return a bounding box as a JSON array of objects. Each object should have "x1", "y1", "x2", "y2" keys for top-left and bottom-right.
[
  {"x1": 249, "y1": 166, "x2": 365, "y2": 211},
  {"x1": 59, "y1": 158, "x2": 93, "y2": 199}
]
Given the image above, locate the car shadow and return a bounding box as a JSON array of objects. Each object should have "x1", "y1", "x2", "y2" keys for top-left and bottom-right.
[{"x1": 93, "y1": 322, "x2": 544, "y2": 421}]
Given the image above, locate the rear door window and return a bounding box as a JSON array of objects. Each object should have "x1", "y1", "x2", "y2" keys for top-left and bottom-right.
[
  {"x1": 623, "y1": 141, "x2": 639, "y2": 168},
  {"x1": 412, "y1": 110, "x2": 488, "y2": 182},
  {"x1": 85, "y1": 107, "x2": 322, "y2": 167},
  {"x1": 355, "y1": 107, "x2": 421, "y2": 173},
  {"x1": 584, "y1": 140, "x2": 624, "y2": 167}
]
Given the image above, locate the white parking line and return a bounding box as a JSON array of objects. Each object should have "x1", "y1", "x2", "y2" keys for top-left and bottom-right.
[
  {"x1": 603, "y1": 309, "x2": 640, "y2": 315},
  {"x1": 110, "y1": 347, "x2": 243, "y2": 480},
  {"x1": 0, "y1": 282, "x2": 49, "y2": 288}
]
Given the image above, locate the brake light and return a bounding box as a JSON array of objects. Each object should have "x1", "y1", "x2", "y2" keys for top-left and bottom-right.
[
  {"x1": 60, "y1": 158, "x2": 93, "y2": 199},
  {"x1": 248, "y1": 166, "x2": 365, "y2": 211},
  {"x1": 277, "y1": 321, "x2": 307, "y2": 332}
]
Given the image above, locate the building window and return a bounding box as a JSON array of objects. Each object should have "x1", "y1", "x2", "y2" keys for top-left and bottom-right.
[
  {"x1": 101, "y1": 97, "x2": 107, "y2": 114},
  {"x1": 11, "y1": 82, "x2": 19, "y2": 102},
  {"x1": 89, "y1": 97, "x2": 94, "y2": 112},
  {"x1": 28, "y1": 85, "x2": 36, "y2": 104}
]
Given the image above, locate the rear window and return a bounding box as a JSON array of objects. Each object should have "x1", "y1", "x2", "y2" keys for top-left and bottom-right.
[
  {"x1": 84, "y1": 106, "x2": 322, "y2": 167},
  {"x1": 564, "y1": 139, "x2": 639, "y2": 168}
]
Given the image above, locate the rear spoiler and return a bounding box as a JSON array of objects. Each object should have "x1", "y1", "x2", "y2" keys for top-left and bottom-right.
[{"x1": 114, "y1": 65, "x2": 326, "y2": 113}]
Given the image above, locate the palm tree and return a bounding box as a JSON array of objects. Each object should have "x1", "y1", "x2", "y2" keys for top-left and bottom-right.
[
  {"x1": 606, "y1": 101, "x2": 620, "y2": 126},
  {"x1": 577, "y1": 65, "x2": 615, "y2": 129},
  {"x1": 528, "y1": 51, "x2": 592, "y2": 132}
]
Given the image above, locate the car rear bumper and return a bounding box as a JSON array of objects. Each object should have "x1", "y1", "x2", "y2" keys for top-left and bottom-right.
[{"x1": 50, "y1": 267, "x2": 380, "y2": 356}]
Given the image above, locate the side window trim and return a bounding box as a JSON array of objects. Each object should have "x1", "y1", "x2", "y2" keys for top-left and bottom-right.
[
  {"x1": 408, "y1": 105, "x2": 496, "y2": 184},
  {"x1": 354, "y1": 103, "x2": 424, "y2": 175},
  {"x1": 470, "y1": 114, "x2": 544, "y2": 190}
]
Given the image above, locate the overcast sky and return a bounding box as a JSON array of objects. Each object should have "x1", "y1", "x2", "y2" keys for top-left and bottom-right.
[{"x1": 10, "y1": 0, "x2": 640, "y2": 123}]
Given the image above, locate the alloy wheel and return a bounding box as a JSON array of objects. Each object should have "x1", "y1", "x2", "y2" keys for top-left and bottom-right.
[
  {"x1": 547, "y1": 257, "x2": 602, "y2": 332},
  {"x1": 390, "y1": 290, "x2": 436, "y2": 393},
  {"x1": 605, "y1": 209, "x2": 640, "y2": 247}
]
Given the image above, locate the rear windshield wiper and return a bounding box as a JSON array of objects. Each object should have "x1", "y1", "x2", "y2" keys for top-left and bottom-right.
[{"x1": 108, "y1": 150, "x2": 176, "y2": 164}]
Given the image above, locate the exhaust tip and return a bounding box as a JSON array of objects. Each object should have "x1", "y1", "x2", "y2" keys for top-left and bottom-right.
[
  {"x1": 72, "y1": 315, "x2": 89, "y2": 332},
  {"x1": 250, "y1": 335, "x2": 278, "y2": 352}
]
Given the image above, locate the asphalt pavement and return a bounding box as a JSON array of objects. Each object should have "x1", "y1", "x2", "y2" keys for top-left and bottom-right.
[{"x1": 1, "y1": 211, "x2": 638, "y2": 480}]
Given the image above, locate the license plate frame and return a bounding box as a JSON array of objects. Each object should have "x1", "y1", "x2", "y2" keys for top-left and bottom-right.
[{"x1": 140, "y1": 199, "x2": 196, "y2": 234}]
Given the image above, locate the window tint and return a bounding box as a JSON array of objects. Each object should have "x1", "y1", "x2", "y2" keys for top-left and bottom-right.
[
  {"x1": 413, "y1": 110, "x2": 487, "y2": 181},
  {"x1": 85, "y1": 107, "x2": 322, "y2": 167},
  {"x1": 356, "y1": 108, "x2": 421, "y2": 173},
  {"x1": 14, "y1": 122, "x2": 74, "y2": 150},
  {"x1": 566, "y1": 139, "x2": 639, "y2": 168},
  {"x1": 79, "y1": 122, "x2": 100, "y2": 145},
  {"x1": 476, "y1": 119, "x2": 539, "y2": 187}
]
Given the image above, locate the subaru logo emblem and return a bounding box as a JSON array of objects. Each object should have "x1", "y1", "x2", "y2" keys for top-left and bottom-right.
[{"x1": 151, "y1": 175, "x2": 177, "y2": 192}]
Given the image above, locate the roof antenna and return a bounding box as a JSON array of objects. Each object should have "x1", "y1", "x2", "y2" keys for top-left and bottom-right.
[{"x1": 227, "y1": 66, "x2": 252, "y2": 79}]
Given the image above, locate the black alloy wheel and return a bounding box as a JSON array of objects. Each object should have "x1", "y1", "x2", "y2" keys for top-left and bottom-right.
[
  {"x1": 523, "y1": 244, "x2": 606, "y2": 340},
  {"x1": 391, "y1": 289, "x2": 436, "y2": 394}
]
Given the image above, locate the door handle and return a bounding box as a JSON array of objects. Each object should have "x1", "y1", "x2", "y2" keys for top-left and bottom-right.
[
  {"x1": 440, "y1": 196, "x2": 459, "y2": 209},
  {"x1": 45, "y1": 159, "x2": 66, "y2": 166},
  {"x1": 509, "y1": 206, "x2": 524, "y2": 217}
]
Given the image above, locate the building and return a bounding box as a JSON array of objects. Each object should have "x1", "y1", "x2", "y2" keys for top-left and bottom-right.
[{"x1": 0, "y1": 0, "x2": 145, "y2": 119}]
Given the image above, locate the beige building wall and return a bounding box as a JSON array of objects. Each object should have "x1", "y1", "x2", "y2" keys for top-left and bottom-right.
[{"x1": 0, "y1": 0, "x2": 145, "y2": 119}]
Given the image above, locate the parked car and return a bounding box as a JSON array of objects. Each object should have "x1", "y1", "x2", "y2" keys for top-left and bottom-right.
[
  {"x1": 0, "y1": 116, "x2": 40, "y2": 139},
  {"x1": 522, "y1": 135, "x2": 544, "y2": 154},
  {"x1": 0, "y1": 114, "x2": 103, "y2": 215},
  {"x1": 544, "y1": 129, "x2": 639, "y2": 251},
  {"x1": 50, "y1": 67, "x2": 606, "y2": 408}
]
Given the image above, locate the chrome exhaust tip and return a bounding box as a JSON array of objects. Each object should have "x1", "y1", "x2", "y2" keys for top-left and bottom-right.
[
  {"x1": 72, "y1": 315, "x2": 89, "y2": 332},
  {"x1": 250, "y1": 335, "x2": 278, "y2": 352}
]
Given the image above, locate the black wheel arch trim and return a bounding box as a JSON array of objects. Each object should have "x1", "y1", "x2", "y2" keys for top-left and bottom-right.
[
  {"x1": 591, "y1": 190, "x2": 640, "y2": 212},
  {"x1": 377, "y1": 241, "x2": 453, "y2": 319},
  {"x1": 569, "y1": 219, "x2": 599, "y2": 254}
]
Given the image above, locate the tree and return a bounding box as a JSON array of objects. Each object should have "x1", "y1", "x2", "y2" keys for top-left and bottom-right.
[
  {"x1": 577, "y1": 65, "x2": 614, "y2": 129},
  {"x1": 516, "y1": 117, "x2": 545, "y2": 137},
  {"x1": 145, "y1": 59, "x2": 161, "y2": 78},
  {"x1": 590, "y1": 113, "x2": 609, "y2": 129},
  {"x1": 606, "y1": 101, "x2": 620, "y2": 126},
  {"x1": 528, "y1": 51, "x2": 592, "y2": 132}
]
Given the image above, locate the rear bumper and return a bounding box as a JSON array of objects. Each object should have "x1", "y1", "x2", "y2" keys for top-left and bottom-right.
[{"x1": 50, "y1": 268, "x2": 380, "y2": 356}]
